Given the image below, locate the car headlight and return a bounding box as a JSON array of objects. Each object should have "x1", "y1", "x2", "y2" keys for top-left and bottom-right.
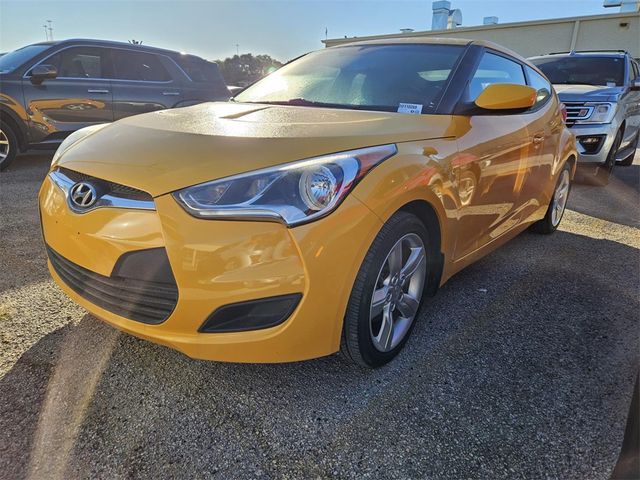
[
  {"x1": 51, "y1": 123, "x2": 109, "y2": 166},
  {"x1": 173, "y1": 144, "x2": 397, "y2": 226},
  {"x1": 575, "y1": 102, "x2": 616, "y2": 125}
]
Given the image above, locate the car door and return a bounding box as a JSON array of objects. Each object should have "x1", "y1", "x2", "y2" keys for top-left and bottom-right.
[
  {"x1": 110, "y1": 49, "x2": 180, "y2": 120},
  {"x1": 21, "y1": 46, "x2": 114, "y2": 142},
  {"x1": 520, "y1": 65, "x2": 560, "y2": 219},
  {"x1": 452, "y1": 51, "x2": 535, "y2": 260},
  {"x1": 623, "y1": 59, "x2": 640, "y2": 146}
]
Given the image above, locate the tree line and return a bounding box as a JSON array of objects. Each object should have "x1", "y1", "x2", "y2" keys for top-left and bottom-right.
[{"x1": 214, "y1": 54, "x2": 283, "y2": 87}]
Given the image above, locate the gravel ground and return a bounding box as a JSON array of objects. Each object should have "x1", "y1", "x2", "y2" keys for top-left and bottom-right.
[{"x1": 0, "y1": 152, "x2": 638, "y2": 479}]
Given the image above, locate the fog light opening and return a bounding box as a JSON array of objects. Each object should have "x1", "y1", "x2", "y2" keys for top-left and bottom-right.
[{"x1": 199, "y1": 293, "x2": 303, "y2": 333}]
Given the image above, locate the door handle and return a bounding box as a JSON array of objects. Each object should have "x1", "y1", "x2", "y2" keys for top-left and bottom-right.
[
  {"x1": 162, "y1": 91, "x2": 180, "y2": 96},
  {"x1": 87, "y1": 89, "x2": 109, "y2": 94},
  {"x1": 532, "y1": 134, "x2": 544, "y2": 145}
]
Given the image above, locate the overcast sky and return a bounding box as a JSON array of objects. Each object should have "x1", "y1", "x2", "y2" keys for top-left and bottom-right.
[{"x1": 0, "y1": 0, "x2": 614, "y2": 61}]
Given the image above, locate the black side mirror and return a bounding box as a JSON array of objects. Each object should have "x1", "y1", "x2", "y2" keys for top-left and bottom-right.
[{"x1": 30, "y1": 64, "x2": 58, "y2": 85}]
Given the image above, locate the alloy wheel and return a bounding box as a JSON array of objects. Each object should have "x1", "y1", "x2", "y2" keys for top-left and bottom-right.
[
  {"x1": 551, "y1": 169, "x2": 570, "y2": 227},
  {"x1": 0, "y1": 128, "x2": 9, "y2": 162},
  {"x1": 369, "y1": 233, "x2": 426, "y2": 352}
]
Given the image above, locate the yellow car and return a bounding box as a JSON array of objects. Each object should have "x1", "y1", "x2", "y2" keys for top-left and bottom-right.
[{"x1": 39, "y1": 38, "x2": 576, "y2": 368}]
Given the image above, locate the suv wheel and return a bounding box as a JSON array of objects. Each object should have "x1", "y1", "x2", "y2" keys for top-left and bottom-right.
[
  {"x1": 341, "y1": 212, "x2": 429, "y2": 368},
  {"x1": 0, "y1": 121, "x2": 19, "y2": 171},
  {"x1": 585, "y1": 129, "x2": 623, "y2": 186},
  {"x1": 617, "y1": 132, "x2": 638, "y2": 167}
]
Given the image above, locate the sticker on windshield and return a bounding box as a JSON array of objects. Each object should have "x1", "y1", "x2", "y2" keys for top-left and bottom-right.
[
  {"x1": 607, "y1": 82, "x2": 616, "y2": 87},
  {"x1": 398, "y1": 103, "x2": 423, "y2": 114}
]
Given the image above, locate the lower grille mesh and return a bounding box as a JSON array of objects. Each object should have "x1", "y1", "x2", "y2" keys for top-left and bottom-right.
[{"x1": 47, "y1": 246, "x2": 178, "y2": 324}]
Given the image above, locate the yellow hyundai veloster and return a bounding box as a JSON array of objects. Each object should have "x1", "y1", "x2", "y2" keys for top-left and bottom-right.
[{"x1": 39, "y1": 38, "x2": 576, "y2": 367}]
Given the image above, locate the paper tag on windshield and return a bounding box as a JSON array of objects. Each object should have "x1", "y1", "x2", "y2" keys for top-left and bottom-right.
[
  {"x1": 607, "y1": 82, "x2": 616, "y2": 87},
  {"x1": 398, "y1": 103, "x2": 423, "y2": 114}
]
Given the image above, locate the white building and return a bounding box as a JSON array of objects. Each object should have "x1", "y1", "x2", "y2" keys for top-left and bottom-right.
[{"x1": 323, "y1": 11, "x2": 640, "y2": 59}]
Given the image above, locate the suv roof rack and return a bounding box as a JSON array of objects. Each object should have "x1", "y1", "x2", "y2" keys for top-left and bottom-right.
[{"x1": 548, "y1": 49, "x2": 628, "y2": 55}]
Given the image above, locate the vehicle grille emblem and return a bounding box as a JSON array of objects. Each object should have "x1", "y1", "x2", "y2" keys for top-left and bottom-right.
[{"x1": 69, "y1": 182, "x2": 98, "y2": 209}]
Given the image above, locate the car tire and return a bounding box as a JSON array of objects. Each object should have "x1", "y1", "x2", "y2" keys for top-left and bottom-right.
[
  {"x1": 0, "y1": 121, "x2": 19, "y2": 171},
  {"x1": 584, "y1": 129, "x2": 623, "y2": 186},
  {"x1": 341, "y1": 211, "x2": 430, "y2": 368},
  {"x1": 531, "y1": 162, "x2": 572, "y2": 235},
  {"x1": 617, "y1": 133, "x2": 638, "y2": 167}
]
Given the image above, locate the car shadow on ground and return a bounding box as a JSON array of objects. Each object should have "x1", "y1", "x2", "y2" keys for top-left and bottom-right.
[
  {"x1": 0, "y1": 229, "x2": 638, "y2": 479},
  {"x1": 570, "y1": 163, "x2": 640, "y2": 228}
]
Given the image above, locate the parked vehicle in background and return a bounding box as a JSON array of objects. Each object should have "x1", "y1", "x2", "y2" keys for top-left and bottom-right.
[
  {"x1": 0, "y1": 39, "x2": 231, "y2": 170},
  {"x1": 530, "y1": 50, "x2": 640, "y2": 185},
  {"x1": 40, "y1": 39, "x2": 576, "y2": 368}
]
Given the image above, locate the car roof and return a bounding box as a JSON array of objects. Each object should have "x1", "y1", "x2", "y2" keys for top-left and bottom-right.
[
  {"x1": 329, "y1": 37, "x2": 530, "y2": 65},
  {"x1": 529, "y1": 51, "x2": 628, "y2": 60},
  {"x1": 29, "y1": 38, "x2": 203, "y2": 60}
]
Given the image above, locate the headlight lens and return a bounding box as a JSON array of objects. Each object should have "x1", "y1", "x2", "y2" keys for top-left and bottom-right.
[
  {"x1": 173, "y1": 144, "x2": 397, "y2": 226},
  {"x1": 51, "y1": 123, "x2": 109, "y2": 166},
  {"x1": 575, "y1": 102, "x2": 616, "y2": 124}
]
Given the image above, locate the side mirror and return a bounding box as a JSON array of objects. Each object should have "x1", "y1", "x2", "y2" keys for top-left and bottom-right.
[
  {"x1": 475, "y1": 83, "x2": 537, "y2": 111},
  {"x1": 630, "y1": 80, "x2": 640, "y2": 91},
  {"x1": 30, "y1": 64, "x2": 58, "y2": 85}
]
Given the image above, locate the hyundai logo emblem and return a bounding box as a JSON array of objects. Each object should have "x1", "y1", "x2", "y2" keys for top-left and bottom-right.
[{"x1": 69, "y1": 182, "x2": 98, "y2": 209}]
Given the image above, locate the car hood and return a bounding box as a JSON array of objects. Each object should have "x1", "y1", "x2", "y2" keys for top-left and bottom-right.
[
  {"x1": 554, "y1": 84, "x2": 623, "y2": 103},
  {"x1": 57, "y1": 102, "x2": 458, "y2": 197}
]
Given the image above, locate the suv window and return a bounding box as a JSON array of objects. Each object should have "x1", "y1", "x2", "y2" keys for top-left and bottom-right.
[
  {"x1": 174, "y1": 56, "x2": 219, "y2": 83},
  {"x1": 526, "y1": 67, "x2": 552, "y2": 107},
  {"x1": 467, "y1": 52, "x2": 526, "y2": 101},
  {"x1": 0, "y1": 44, "x2": 50, "y2": 74},
  {"x1": 630, "y1": 60, "x2": 639, "y2": 81},
  {"x1": 112, "y1": 50, "x2": 171, "y2": 82},
  {"x1": 41, "y1": 47, "x2": 110, "y2": 79}
]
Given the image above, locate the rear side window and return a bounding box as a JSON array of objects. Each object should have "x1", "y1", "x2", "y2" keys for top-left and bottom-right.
[
  {"x1": 526, "y1": 66, "x2": 552, "y2": 107},
  {"x1": 112, "y1": 50, "x2": 171, "y2": 82},
  {"x1": 467, "y1": 52, "x2": 526, "y2": 101},
  {"x1": 174, "y1": 56, "x2": 219, "y2": 82},
  {"x1": 43, "y1": 47, "x2": 110, "y2": 79}
]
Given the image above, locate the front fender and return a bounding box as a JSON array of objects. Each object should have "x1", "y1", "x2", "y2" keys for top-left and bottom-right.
[{"x1": 351, "y1": 138, "x2": 459, "y2": 269}]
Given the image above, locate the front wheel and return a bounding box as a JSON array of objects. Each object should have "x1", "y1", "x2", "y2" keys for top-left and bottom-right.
[
  {"x1": 584, "y1": 129, "x2": 623, "y2": 186},
  {"x1": 341, "y1": 212, "x2": 429, "y2": 368},
  {"x1": 531, "y1": 162, "x2": 571, "y2": 234},
  {"x1": 0, "y1": 121, "x2": 19, "y2": 171}
]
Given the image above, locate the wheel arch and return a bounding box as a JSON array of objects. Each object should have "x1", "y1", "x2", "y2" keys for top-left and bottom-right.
[
  {"x1": 0, "y1": 106, "x2": 28, "y2": 151},
  {"x1": 566, "y1": 153, "x2": 577, "y2": 180},
  {"x1": 397, "y1": 199, "x2": 444, "y2": 297}
]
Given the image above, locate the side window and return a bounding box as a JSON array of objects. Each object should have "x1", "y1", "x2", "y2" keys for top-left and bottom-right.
[
  {"x1": 174, "y1": 56, "x2": 217, "y2": 82},
  {"x1": 112, "y1": 50, "x2": 171, "y2": 82},
  {"x1": 632, "y1": 60, "x2": 639, "y2": 81},
  {"x1": 467, "y1": 52, "x2": 526, "y2": 101},
  {"x1": 526, "y1": 66, "x2": 552, "y2": 107},
  {"x1": 40, "y1": 47, "x2": 110, "y2": 79}
]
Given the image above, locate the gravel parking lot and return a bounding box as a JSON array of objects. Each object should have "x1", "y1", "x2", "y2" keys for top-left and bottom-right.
[{"x1": 0, "y1": 152, "x2": 638, "y2": 479}]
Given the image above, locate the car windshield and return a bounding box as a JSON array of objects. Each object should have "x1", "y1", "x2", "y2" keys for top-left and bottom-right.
[
  {"x1": 531, "y1": 56, "x2": 625, "y2": 86},
  {"x1": 0, "y1": 44, "x2": 50, "y2": 73},
  {"x1": 234, "y1": 44, "x2": 464, "y2": 113}
]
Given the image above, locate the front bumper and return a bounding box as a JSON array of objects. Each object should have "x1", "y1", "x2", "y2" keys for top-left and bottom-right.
[
  {"x1": 569, "y1": 123, "x2": 618, "y2": 165},
  {"x1": 39, "y1": 174, "x2": 383, "y2": 363}
]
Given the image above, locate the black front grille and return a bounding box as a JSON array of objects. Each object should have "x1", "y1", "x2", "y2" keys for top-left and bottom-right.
[
  {"x1": 58, "y1": 167, "x2": 152, "y2": 201},
  {"x1": 47, "y1": 246, "x2": 178, "y2": 324}
]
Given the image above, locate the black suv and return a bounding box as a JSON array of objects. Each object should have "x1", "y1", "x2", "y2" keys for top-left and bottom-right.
[{"x1": 0, "y1": 39, "x2": 231, "y2": 170}]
